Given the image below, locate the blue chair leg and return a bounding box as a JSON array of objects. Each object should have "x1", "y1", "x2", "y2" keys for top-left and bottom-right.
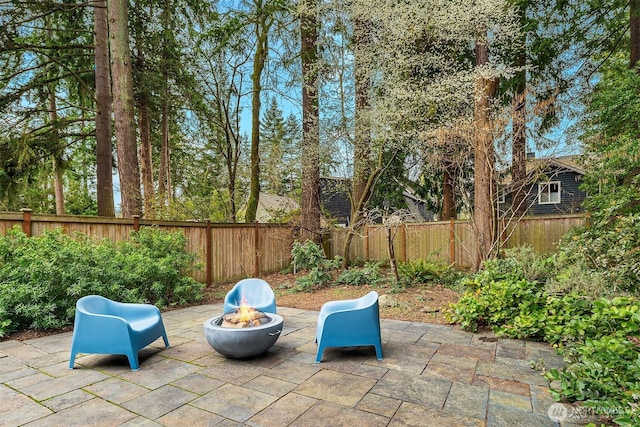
[
  {"x1": 69, "y1": 351, "x2": 77, "y2": 369},
  {"x1": 375, "y1": 344, "x2": 383, "y2": 360},
  {"x1": 126, "y1": 351, "x2": 140, "y2": 371},
  {"x1": 162, "y1": 332, "x2": 170, "y2": 347}
]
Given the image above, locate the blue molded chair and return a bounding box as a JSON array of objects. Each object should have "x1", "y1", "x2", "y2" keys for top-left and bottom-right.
[
  {"x1": 223, "y1": 278, "x2": 276, "y2": 314},
  {"x1": 315, "y1": 291, "x2": 383, "y2": 363},
  {"x1": 69, "y1": 295, "x2": 169, "y2": 371}
]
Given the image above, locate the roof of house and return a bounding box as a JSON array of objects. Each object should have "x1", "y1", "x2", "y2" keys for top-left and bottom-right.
[
  {"x1": 255, "y1": 193, "x2": 299, "y2": 223},
  {"x1": 526, "y1": 155, "x2": 586, "y2": 176},
  {"x1": 502, "y1": 154, "x2": 586, "y2": 186}
]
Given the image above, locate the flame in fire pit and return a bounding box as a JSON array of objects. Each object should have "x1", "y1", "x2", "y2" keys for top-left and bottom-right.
[
  {"x1": 222, "y1": 297, "x2": 268, "y2": 328},
  {"x1": 237, "y1": 298, "x2": 259, "y2": 325}
]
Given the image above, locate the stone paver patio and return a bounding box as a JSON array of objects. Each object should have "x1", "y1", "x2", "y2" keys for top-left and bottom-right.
[{"x1": 0, "y1": 303, "x2": 570, "y2": 426}]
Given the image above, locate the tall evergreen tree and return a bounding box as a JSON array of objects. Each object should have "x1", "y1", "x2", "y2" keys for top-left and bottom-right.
[
  {"x1": 260, "y1": 97, "x2": 301, "y2": 197},
  {"x1": 0, "y1": 0, "x2": 96, "y2": 211},
  {"x1": 93, "y1": 0, "x2": 115, "y2": 216},
  {"x1": 299, "y1": 0, "x2": 321, "y2": 242},
  {"x1": 109, "y1": 0, "x2": 142, "y2": 216}
]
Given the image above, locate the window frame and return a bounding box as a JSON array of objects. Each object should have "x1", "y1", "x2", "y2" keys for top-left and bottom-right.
[{"x1": 538, "y1": 181, "x2": 561, "y2": 205}]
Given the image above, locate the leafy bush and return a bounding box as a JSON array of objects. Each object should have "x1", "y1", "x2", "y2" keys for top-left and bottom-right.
[
  {"x1": 335, "y1": 262, "x2": 384, "y2": 287},
  {"x1": 397, "y1": 258, "x2": 460, "y2": 287},
  {"x1": 447, "y1": 255, "x2": 640, "y2": 425},
  {"x1": 446, "y1": 277, "x2": 547, "y2": 335},
  {"x1": 556, "y1": 213, "x2": 640, "y2": 295},
  {"x1": 294, "y1": 266, "x2": 334, "y2": 292},
  {"x1": 291, "y1": 240, "x2": 327, "y2": 272},
  {"x1": 545, "y1": 257, "x2": 611, "y2": 299},
  {"x1": 469, "y1": 246, "x2": 555, "y2": 285},
  {"x1": 290, "y1": 240, "x2": 341, "y2": 292},
  {"x1": 546, "y1": 298, "x2": 640, "y2": 426},
  {"x1": 118, "y1": 227, "x2": 204, "y2": 307},
  {"x1": 0, "y1": 226, "x2": 203, "y2": 337}
]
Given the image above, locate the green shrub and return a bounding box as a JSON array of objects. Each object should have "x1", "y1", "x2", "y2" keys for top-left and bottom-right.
[
  {"x1": 557, "y1": 213, "x2": 640, "y2": 294},
  {"x1": 291, "y1": 240, "x2": 326, "y2": 272},
  {"x1": 468, "y1": 246, "x2": 555, "y2": 286},
  {"x1": 294, "y1": 266, "x2": 334, "y2": 292},
  {"x1": 545, "y1": 297, "x2": 640, "y2": 426},
  {"x1": 290, "y1": 240, "x2": 342, "y2": 292},
  {"x1": 118, "y1": 227, "x2": 204, "y2": 307},
  {"x1": 446, "y1": 277, "x2": 548, "y2": 336},
  {"x1": 448, "y1": 256, "x2": 640, "y2": 426},
  {"x1": 0, "y1": 226, "x2": 203, "y2": 337},
  {"x1": 397, "y1": 258, "x2": 461, "y2": 287},
  {"x1": 546, "y1": 257, "x2": 612, "y2": 299},
  {"x1": 336, "y1": 262, "x2": 384, "y2": 287}
]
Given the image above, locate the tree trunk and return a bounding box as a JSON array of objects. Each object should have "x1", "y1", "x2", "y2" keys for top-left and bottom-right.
[
  {"x1": 511, "y1": 3, "x2": 528, "y2": 219},
  {"x1": 109, "y1": 0, "x2": 142, "y2": 217},
  {"x1": 511, "y1": 85, "x2": 527, "y2": 217},
  {"x1": 157, "y1": 1, "x2": 172, "y2": 205},
  {"x1": 220, "y1": 96, "x2": 239, "y2": 222},
  {"x1": 158, "y1": 98, "x2": 171, "y2": 202},
  {"x1": 245, "y1": 2, "x2": 269, "y2": 223},
  {"x1": 352, "y1": 17, "x2": 371, "y2": 220},
  {"x1": 622, "y1": 0, "x2": 640, "y2": 185},
  {"x1": 300, "y1": 0, "x2": 321, "y2": 243},
  {"x1": 134, "y1": 9, "x2": 154, "y2": 217},
  {"x1": 227, "y1": 156, "x2": 238, "y2": 223},
  {"x1": 94, "y1": 0, "x2": 115, "y2": 217},
  {"x1": 631, "y1": 0, "x2": 640, "y2": 69},
  {"x1": 138, "y1": 95, "x2": 154, "y2": 216},
  {"x1": 442, "y1": 158, "x2": 456, "y2": 220},
  {"x1": 473, "y1": 29, "x2": 499, "y2": 271},
  {"x1": 342, "y1": 16, "x2": 372, "y2": 266},
  {"x1": 386, "y1": 222, "x2": 399, "y2": 283},
  {"x1": 48, "y1": 84, "x2": 65, "y2": 215}
]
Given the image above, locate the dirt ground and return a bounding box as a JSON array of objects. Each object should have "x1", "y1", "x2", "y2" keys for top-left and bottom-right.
[
  {"x1": 206, "y1": 272, "x2": 461, "y2": 325},
  {"x1": 3, "y1": 272, "x2": 460, "y2": 342}
]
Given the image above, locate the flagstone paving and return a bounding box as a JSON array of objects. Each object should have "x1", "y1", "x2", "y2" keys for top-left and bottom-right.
[{"x1": 0, "y1": 303, "x2": 579, "y2": 426}]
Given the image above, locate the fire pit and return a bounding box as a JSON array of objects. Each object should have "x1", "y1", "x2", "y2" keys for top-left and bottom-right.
[{"x1": 203, "y1": 306, "x2": 283, "y2": 358}]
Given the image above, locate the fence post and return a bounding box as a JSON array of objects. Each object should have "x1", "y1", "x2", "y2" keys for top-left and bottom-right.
[
  {"x1": 21, "y1": 208, "x2": 32, "y2": 237},
  {"x1": 449, "y1": 218, "x2": 455, "y2": 266},
  {"x1": 254, "y1": 224, "x2": 260, "y2": 277},
  {"x1": 206, "y1": 221, "x2": 212, "y2": 286},
  {"x1": 133, "y1": 215, "x2": 140, "y2": 232},
  {"x1": 399, "y1": 225, "x2": 407, "y2": 262},
  {"x1": 364, "y1": 226, "x2": 369, "y2": 260}
]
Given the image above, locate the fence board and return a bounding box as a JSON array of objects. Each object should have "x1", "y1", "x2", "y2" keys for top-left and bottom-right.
[
  {"x1": 0, "y1": 213, "x2": 293, "y2": 284},
  {"x1": 324, "y1": 214, "x2": 584, "y2": 268},
  {"x1": 0, "y1": 212, "x2": 584, "y2": 280}
]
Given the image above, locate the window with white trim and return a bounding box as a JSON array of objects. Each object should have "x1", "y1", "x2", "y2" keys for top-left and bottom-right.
[{"x1": 538, "y1": 181, "x2": 561, "y2": 204}]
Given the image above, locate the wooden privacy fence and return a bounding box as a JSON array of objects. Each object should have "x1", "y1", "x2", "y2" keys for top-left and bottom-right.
[
  {"x1": 0, "y1": 211, "x2": 585, "y2": 279},
  {"x1": 0, "y1": 210, "x2": 294, "y2": 285},
  {"x1": 324, "y1": 214, "x2": 586, "y2": 269}
]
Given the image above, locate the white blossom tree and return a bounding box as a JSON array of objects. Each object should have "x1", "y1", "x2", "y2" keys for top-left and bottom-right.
[{"x1": 337, "y1": 0, "x2": 522, "y2": 269}]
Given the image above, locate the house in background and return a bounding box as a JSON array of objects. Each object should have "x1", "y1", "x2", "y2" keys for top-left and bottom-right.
[
  {"x1": 255, "y1": 193, "x2": 299, "y2": 223},
  {"x1": 501, "y1": 154, "x2": 587, "y2": 216},
  {"x1": 259, "y1": 154, "x2": 585, "y2": 225},
  {"x1": 319, "y1": 177, "x2": 435, "y2": 225},
  {"x1": 319, "y1": 177, "x2": 352, "y2": 226},
  {"x1": 402, "y1": 188, "x2": 435, "y2": 222}
]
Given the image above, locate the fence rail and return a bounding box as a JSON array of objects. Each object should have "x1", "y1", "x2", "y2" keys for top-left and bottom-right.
[{"x1": 0, "y1": 211, "x2": 585, "y2": 281}]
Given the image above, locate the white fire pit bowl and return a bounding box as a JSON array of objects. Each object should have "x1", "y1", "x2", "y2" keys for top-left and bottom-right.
[{"x1": 203, "y1": 313, "x2": 283, "y2": 358}]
